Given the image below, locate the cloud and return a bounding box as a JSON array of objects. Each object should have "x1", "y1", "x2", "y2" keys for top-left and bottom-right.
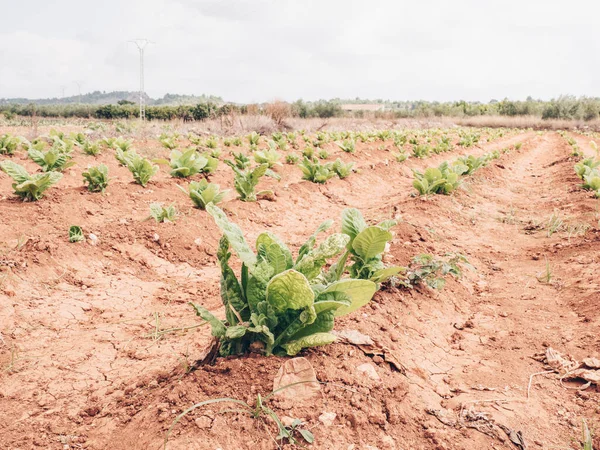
[{"x1": 1, "y1": 0, "x2": 599, "y2": 102}]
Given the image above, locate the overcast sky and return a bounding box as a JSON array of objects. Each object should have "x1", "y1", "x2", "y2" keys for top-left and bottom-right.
[{"x1": 1, "y1": 0, "x2": 598, "y2": 103}]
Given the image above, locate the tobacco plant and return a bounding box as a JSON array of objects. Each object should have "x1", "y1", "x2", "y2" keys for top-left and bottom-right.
[
  {"x1": 224, "y1": 160, "x2": 280, "y2": 202},
  {"x1": 179, "y1": 179, "x2": 228, "y2": 209},
  {"x1": 300, "y1": 157, "x2": 335, "y2": 184},
  {"x1": 332, "y1": 159, "x2": 354, "y2": 179},
  {"x1": 28, "y1": 147, "x2": 76, "y2": 172},
  {"x1": 125, "y1": 154, "x2": 159, "y2": 187},
  {"x1": 149, "y1": 202, "x2": 178, "y2": 223},
  {"x1": 82, "y1": 164, "x2": 109, "y2": 192},
  {"x1": 191, "y1": 204, "x2": 378, "y2": 357},
  {"x1": 0, "y1": 134, "x2": 20, "y2": 155},
  {"x1": 155, "y1": 148, "x2": 209, "y2": 178},
  {"x1": 0, "y1": 160, "x2": 63, "y2": 201},
  {"x1": 69, "y1": 226, "x2": 85, "y2": 243}
]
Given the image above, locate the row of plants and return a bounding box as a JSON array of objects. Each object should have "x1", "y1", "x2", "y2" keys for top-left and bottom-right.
[{"x1": 412, "y1": 148, "x2": 506, "y2": 196}]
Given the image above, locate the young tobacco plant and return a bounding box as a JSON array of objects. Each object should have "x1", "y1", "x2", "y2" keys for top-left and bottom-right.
[
  {"x1": 191, "y1": 204, "x2": 377, "y2": 357},
  {"x1": 125, "y1": 153, "x2": 159, "y2": 187},
  {"x1": 337, "y1": 139, "x2": 356, "y2": 154},
  {"x1": 0, "y1": 160, "x2": 63, "y2": 201},
  {"x1": 178, "y1": 179, "x2": 228, "y2": 209},
  {"x1": 325, "y1": 208, "x2": 403, "y2": 284},
  {"x1": 154, "y1": 148, "x2": 209, "y2": 178},
  {"x1": 82, "y1": 164, "x2": 109, "y2": 192},
  {"x1": 149, "y1": 202, "x2": 178, "y2": 223},
  {"x1": 332, "y1": 159, "x2": 355, "y2": 179},
  {"x1": 413, "y1": 161, "x2": 467, "y2": 196},
  {"x1": 0, "y1": 134, "x2": 20, "y2": 155},
  {"x1": 224, "y1": 160, "x2": 280, "y2": 202},
  {"x1": 254, "y1": 146, "x2": 281, "y2": 168},
  {"x1": 406, "y1": 253, "x2": 471, "y2": 289},
  {"x1": 28, "y1": 147, "x2": 76, "y2": 172},
  {"x1": 231, "y1": 151, "x2": 251, "y2": 169},
  {"x1": 69, "y1": 226, "x2": 85, "y2": 243},
  {"x1": 300, "y1": 157, "x2": 335, "y2": 184}
]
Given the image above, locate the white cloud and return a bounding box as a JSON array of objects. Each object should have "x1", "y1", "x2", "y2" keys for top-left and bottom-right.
[{"x1": 1, "y1": 0, "x2": 599, "y2": 102}]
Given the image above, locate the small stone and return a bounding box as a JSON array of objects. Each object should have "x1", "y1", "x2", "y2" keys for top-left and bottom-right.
[
  {"x1": 153, "y1": 233, "x2": 160, "y2": 242},
  {"x1": 103, "y1": 251, "x2": 113, "y2": 258},
  {"x1": 499, "y1": 311, "x2": 509, "y2": 317},
  {"x1": 194, "y1": 416, "x2": 212, "y2": 429},
  {"x1": 194, "y1": 238, "x2": 203, "y2": 246},
  {"x1": 88, "y1": 234, "x2": 98, "y2": 245},
  {"x1": 356, "y1": 363, "x2": 381, "y2": 381},
  {"x1": 318, "y1": 412, "x2": 336, "y2": 426}
]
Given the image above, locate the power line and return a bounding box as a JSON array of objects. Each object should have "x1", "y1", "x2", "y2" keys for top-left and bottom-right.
[{"x1": 129, "y1": 39, "x2": 154, "y2": 121}]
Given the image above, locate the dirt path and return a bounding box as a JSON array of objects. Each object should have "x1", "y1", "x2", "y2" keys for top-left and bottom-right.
[{"x1": 1, "y1": 131, "x2": 598, "y2": 450}]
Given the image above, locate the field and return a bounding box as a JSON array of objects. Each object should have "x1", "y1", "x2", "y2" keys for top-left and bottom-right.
[{"x1": 0, "y1": 122, "x2": 599, "y2": 450}]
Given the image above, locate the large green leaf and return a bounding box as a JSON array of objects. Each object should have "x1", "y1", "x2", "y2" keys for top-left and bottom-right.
[
  {"x1": 0, "y1": 160, "x2": 30, "y2": 184},
  {"x1": 207, "y1": 204, "x2": 257, "y2": 268},
  {"x1": 352, "y1": 226, "x2": 392, "y2": 260},
  {"x1": 256, "y1": 232, "x2": 293, "y2": 275},
  {"x1": 341, "y1": 208, "x2": 367, "y2": 244},
  {"x1": 190, "y1": 303, "x2": 226, "y2": 337},
  {"x1": 296, "y1": 219, "x2": 333, "y2": 263},
  {"x1": 281, "y1": 332, "x2": 337, "y2": 356},
  {"x1": 217, "y1": 237, "x2": 250, "y2": 324},
  {"x1": 320, "y1": 279, "x2": 377, "y2": 317},
  {"x1": 370, "y1": 266, "x2": 404, "y2": 283},
  {"x1": 289, "y1": 310, "x2": 335, "y2": 341},
  {"x1": 265, "y1": 269, "x2": 314, "y2": 313},
  {"x1": 294, "y1": 233, "x2": 349, "y2": 281}
]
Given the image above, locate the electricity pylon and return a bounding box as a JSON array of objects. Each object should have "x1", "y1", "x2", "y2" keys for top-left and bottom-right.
[{"x1": 129, "y1": 39, "x2": 153, "y2": 121}]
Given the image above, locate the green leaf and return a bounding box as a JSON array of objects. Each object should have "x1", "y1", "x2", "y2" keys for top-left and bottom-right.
[
  {"x1": 217, "y1": 237, "x2": 250, "y2": 324},
  {"x1": 314, "y1": 291, "x2": 352, "y2": 314},
  {"x1": 289, "y1": 310, "x2": 335, "y2": 341},
  {"x1": 69, "y1": 225, "x2": 85, "y2": 243},
  {"x1": 256, "y1": 232, "x2": 293, "y2": 274},
  {"x1": 294, "y1": 233, "x2": 349, "y2": 281},
  {"x1": 206, "y1": 204, "x2": 257, "y2": 268},
  {"x1": 281, "y1": 332, "x2": 337, "y2": 356},
  {"x1": 320, "y1": 279, "x2": 377, "y2": 317},
  {"x1": 190, "y1": 303, "x2": 226, "y2": 337},
  {"x1": 352, "y1": 226, "x2": 393, "y2": 260},
  {"x1": 341, "y1": 208, "x2": 367, "y2": 244},
  {"x1": 296, "y1": 220, "x2": 333, "y2": 263},
  {"x1": 0, "y1": 160, "x2": 30, "y2": 184},
  {"x1": 225, "y1": 325, "x2": 247, "y2": 339},
  {"x1": 266, "y1": 270, "x2": 314, "y2": 313}
]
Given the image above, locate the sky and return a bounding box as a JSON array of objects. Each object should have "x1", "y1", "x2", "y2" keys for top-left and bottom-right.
[{"x1": 1, "y1": 0, "x2": 599, "y2": 103}]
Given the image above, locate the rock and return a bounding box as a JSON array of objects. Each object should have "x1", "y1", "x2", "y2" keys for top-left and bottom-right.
[
  {"x1": 153, "y1": 233, "x2": 160, "y2": 242},
  {"x1": 88, "y1": 234, "x2": 98, "y2": 246},
  {"x1": 272, "y1": 357, "x2": 320, "y2": 402},
  {"x1": 380, "y1": 435, "x2": 396, "y2": 449},
  {"x1": 318, "y1": 412, "x2": 336, "y2": 426},
  {"x1": 194, "y1": 238, "x2": 203, "y2": 246},
  {"x1": 356, "y1": 363, "x2": 381, "y2": 381},
  {"x1": 194, "y1": 416, "x2": 212, "y2": 429}
]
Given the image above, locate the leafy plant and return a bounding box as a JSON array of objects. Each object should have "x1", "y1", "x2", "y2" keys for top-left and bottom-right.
[
  {"x1": 413, "y1": 162, "x2": 467, "y2": 195},
  {"x1": 159, "y1": 135, "x2": 178, "y2": 150},
  {"x1": 154, "y1": 148, "x2": 208, "y2": 178},
  {"x1": 317, "y1": 149, "x2": 330, "y2": 160},
  {"x1": 113, "y1": 137, "x2": 132, "y2": 152},
  {"x1": 254, "y1": 147, "x2": 281, "y2": 168},
  {"x1": 285, "y1": 154, "x2": 299, "y2": 165},
  {"x1": 178, "y1": 179, "x2": 228, "y2": 209},
  {"x1": 82, "y1": 164, "x2": 109, "y2": 192},
  {"x1": 81, "y1": 140, "x2": 101, "y2": 156},
  {"x1": 406, "y1": 253, "x2": 470, "y2": 289},
  {"x1": 302, "y1": 147, "x2": 315, "y2": 159},
  {"x1": 332, "y1": 159, "x2": 354, "y2": 179},
  {"x1": 395, "y1": 151, "x2": 408, "y2": 162},
  {"x1": 115, "y1": 148, "x2": 137, "y2": 166},
  {"x1": 125, "y1": 154, "x2": 159, "y2": 187},
  {"x1": 191, "y1": 204, "x2": 377, "y2": 357},
  {"x1": 232, "y1": 151, "x2": 251, "y2": 169},
  {"x1": 28, "y1": 147, "x2": 76, "y2": 172},
  {"x1": 575, "y1": 158, "x2": 600, "y2": 179},
  {"x1": 0, "y1": 160, "x2": 63, "y2": 201},
  {"x1": 412, "y1": 143, "x2": 431, "y2": 158},
  {"x1": 327, "y1": 208, "x2": 402, "y2": 284},
  {"x1": 205, "y1": 137, "x2": 219, "y2": 149},
  {"x1": 224, "y1": 160, "x2": 280, "y2": 202},
  {"x1": 149, "y1": 202, "x2": 178, "y2": 223},
  {"x1": 337, "y1": 139, "x2": 356, "y2": 154},
  {"x1": 300, "y1": 157, "x2": 335, "y2": 184},
  {"x1": 455, "y1": 155, "x2": 487, "y2": 175},
  {"x1": 582, "y1": 170, "x2": 600, "y2": 198},
  {"x1": 69, "y1": 226, "x2": 85, "y2": 243},
  {"x1": 0, "y1": 134, "x2": 20, "y2": 155},
  {"x1": 248, "y1": 131, "x2": 260, "y2": 148}
]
